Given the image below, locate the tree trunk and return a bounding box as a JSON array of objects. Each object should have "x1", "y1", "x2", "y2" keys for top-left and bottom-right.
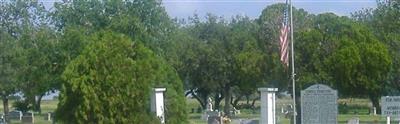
[
  {"x1": 2, "y1": 95, "x2": 9, "y2": 123},
  {"x1": 224, "y1": 86, "x2": 232, "y2": 117},
  {"x1": 190, "y1": 90, "x2": 207, "y2": 109},
  {"x1": 214, "y1": 93, "x2": 224, "y2": 111},
  {"x1": 370, "y1": 95, "x2": 381, "y2": 114},
  {"x1": 251, "y1": 97, "x2": 258, "y2": 108},
  {"x1": 246, "y1": 95, "x2": 250, "y2": 105},
  {"x1": 34, "y1": 95, "x2": 43, "y2": 114},
  {"x1": 231, "y1": 95, "x2": 243, "y2": 109}
]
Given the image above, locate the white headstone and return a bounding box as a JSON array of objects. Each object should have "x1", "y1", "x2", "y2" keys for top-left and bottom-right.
[
  {"x1": 301, "y1": 84, "x2": 338, "y2": 124},
  {"x1": 258, "y1": 88, "x2": 278, "y2": 124},
  {"x1": 151, "y1": 88, "x2": 166, "y2": 124}
]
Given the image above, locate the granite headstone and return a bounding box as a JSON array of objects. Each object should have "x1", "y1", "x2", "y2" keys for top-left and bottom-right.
[{"x1": 301, "y1": 84, "x2": 338, "y2": 124}]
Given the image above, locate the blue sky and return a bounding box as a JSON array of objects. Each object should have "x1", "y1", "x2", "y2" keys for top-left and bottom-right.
[
  {"x1": 162, "y1": 0, "x2": 377, "y2": 19},
  {"x1": 40, "y1": 0, "x2": 377, "y2": 19}
]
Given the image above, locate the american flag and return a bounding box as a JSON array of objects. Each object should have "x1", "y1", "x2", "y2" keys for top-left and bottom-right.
[{"x1": 279, "y1": 1, "x2": 290, "y2": 67}]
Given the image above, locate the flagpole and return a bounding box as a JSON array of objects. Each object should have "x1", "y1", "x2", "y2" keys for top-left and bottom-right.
[{"x1": 289, "y1": 0, "x2": 297, "y2": 124}]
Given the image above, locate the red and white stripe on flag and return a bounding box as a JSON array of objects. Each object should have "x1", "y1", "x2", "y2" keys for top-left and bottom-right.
[
  {"x1": 279, "y1": 22, "x2": 289, "y2": 67},
  {"x1": 279, "y1": 0, "x2": 290, "y2": 67}
]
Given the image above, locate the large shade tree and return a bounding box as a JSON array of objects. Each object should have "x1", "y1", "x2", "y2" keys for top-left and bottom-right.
[
  {"x1": 352, "y1": 0, "x2": 400, "y2": 94},
  {"x1": 0, "y1": 0, "x2": 59, "y2": 117},
  {"x1": 167, "y1": 14, "x2": 270, "y2": 116},
  {"x1": 297, "y1": 13, "x2": 392, "y2": 114}
]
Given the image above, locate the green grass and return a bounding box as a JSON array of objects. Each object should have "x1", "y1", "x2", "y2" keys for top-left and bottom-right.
[{"x1": 186, "y1": 97, "x2": 398, "y2": 124}]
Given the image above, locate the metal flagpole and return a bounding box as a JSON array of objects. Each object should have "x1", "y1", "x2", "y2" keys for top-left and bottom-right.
[{"x1": 289, "y1": 0, "x2": 297, "y2": 124}]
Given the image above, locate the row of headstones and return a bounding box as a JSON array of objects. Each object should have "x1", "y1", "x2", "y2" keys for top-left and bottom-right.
[
  {"x1": 1, "y1": 111, "x2": 53, "y2": 124},
  {"x1": 151, "y1": 86, "x2": 400, "y2": 124},
  {"x1": 209, "y1": 84, "x2": 400, "y2": 124},
  {"x1": 261, "y1": 84, "x2": 400, "y2": 124}
]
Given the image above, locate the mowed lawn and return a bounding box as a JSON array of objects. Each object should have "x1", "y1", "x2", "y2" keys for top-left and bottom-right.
[{"x1": 0, "y1": 98, "x2": 396, "y2": 124}]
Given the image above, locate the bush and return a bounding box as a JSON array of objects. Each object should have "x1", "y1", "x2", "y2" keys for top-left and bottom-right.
[
  {"x1": 13, "y1": 100, "x2": 31, "y2": 113},
  {"x1": 55, "y1": 31, "x2": 187, "y2": 123}
]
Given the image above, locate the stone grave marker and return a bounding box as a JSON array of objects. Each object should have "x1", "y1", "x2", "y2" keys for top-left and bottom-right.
[
  {"x1": 44, "y1": 112, "x2": 53, "y2": 121},
  {"x1": 8, "y1": 110, "x2": 22, "y2": 120},
  {"x1": 301, "y1": 84, "x2": 338, "y2": 124},
  {"x1": 347, "y1": 117, "x2": 359, "y2": 124},
  {"x1": 202, "y1": 97, "x2": 217, "y2": 120},
  {"x1": 207, "y1": 111, "x2": 222, "y2": 124},
  {"x1": 21, "y1": 112, "x2": 34, "y2": 124},
  {"x1": 381, "y1": 96, "x2": 400, "y2": 120}
]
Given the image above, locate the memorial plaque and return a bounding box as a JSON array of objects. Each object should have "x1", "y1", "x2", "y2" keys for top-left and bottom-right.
[
  {"x1": 381, "y1": 96, "x2": 400, "y2": 119},
  {"x1": 301, "y1": 84, "x2": 338, "y2": 124}
]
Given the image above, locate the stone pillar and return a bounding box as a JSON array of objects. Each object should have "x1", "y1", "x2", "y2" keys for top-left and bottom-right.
[
  {"x1": 258, "y1": 88, "x2": 278, "y2": 124},
  {"x1": 151, "y1": 88, "x2": 166, "y2": 124}
]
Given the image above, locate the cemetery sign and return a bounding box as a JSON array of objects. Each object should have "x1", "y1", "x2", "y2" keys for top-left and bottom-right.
[
  {"x1": 381, "y1": 96, "x2": 400, "y2": 118},
  {"x1": 301, "y1": 84, "x2": 338, "y2": 124}
]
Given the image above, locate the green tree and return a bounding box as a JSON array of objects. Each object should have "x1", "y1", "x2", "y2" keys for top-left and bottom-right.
[
  {"x1": 52, "y1": 0, "x2": 173, "y2": 54},
  {"x1": 0, "y1": 29, "x2": 22, "y2": 123},
  {"x1": 297, "y1": 13, "x2": 392, "y2": 114},
  {"x1": 18, "y1": 26, "x2": 61, "y2": 114},
  {"x1": 0, "y1": 0, "x2": 53, "y2": 119},
  {"x1": 352, "y1": 0, "x2": 400, "y2": 94},
  {"x1": 169, "y1": 14, "x2": 269, "y2": 116},
  {"x1": 56, "y1": 31, "x2": 187, "y2": 123}
]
